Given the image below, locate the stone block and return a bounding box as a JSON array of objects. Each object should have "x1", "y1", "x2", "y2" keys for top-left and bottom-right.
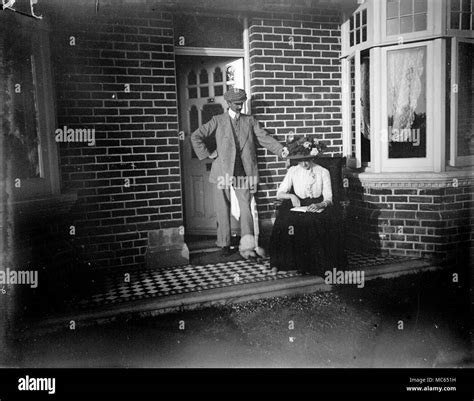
[{"x1": 146, "y1": 228, "x2": 189, "y2": 269}]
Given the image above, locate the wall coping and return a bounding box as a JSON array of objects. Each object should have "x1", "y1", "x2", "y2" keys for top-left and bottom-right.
[{"x1": 345, "y1": 169, "x2": 473, "y2": 188}]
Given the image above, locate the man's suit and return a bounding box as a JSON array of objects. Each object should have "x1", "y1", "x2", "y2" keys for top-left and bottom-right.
[{"x1": 191, "y1": 112, "x2": 283, "y2": 249}]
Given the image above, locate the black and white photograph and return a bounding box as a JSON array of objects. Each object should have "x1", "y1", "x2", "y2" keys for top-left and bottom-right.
[{"x1": 0, "y1": 0, "x2": 473, "y2": 399}]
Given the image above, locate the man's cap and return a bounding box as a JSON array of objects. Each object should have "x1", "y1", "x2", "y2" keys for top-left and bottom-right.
[{"x1": 224, "y1": 88, "x2": 247, "y2": 102}]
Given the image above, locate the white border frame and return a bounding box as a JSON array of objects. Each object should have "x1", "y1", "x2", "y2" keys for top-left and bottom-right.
[{"x1": 380, "y1": 40, "x2": 435, "y2": 172}]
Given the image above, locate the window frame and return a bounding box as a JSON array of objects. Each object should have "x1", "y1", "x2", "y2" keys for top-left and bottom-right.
[
  {"x1": 447, "y1": 0, "x2": 474, "y2": 37},
  {"x1": 342, "y1": 51, "x2": 372, "y2": 170},
  {"x1": 379, "y1": 40, "x2": 436, "y2": 172},
  {"x1": 381, "y1": 0, "x2": 435, "y2": 44},
  {"x1": 449, "y1": 36, "x2": 474, "y2": 166},
  {"x1": 341, "y1": 1, "x2": 372, "y2": 56},
  {"x1": 8, "y1": 19, "x2": 60, "y2": 201}
]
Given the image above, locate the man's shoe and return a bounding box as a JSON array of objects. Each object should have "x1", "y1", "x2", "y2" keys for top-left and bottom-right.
[{"x1": 240, "y1": 249, "x2": 258, "y2": 260}]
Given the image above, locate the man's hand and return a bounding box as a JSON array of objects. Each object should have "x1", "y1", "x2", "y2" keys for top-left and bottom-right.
[
  {"x1": 209, "y1": 150, "x2": 218, "y2": 159},
  {"x1": 290, "y1": 195, "x2": 301, "y2": 208}
]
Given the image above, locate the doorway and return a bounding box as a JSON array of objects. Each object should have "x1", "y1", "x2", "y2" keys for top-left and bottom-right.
[{"x1": 177, "y1": 55, "x2": 245, "y2": 241}]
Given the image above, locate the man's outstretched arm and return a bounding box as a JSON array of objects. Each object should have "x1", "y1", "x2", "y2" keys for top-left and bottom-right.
[{"x1": 251, "y1": 116, "x2": 287, "y2": 158}]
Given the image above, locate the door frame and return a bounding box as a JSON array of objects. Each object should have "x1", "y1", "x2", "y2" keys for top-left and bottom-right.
[{"x1": 175, "y1": 17, "x2": 252, "y2": 239}]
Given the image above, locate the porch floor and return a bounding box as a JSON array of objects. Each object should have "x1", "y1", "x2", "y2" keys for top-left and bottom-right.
[{"x1": 22, "y1": 250, "x2": 440, "y2": 334}]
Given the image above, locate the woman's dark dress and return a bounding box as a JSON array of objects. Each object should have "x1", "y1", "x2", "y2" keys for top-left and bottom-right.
[{"x1": 269, "y1": 196, "x2": 347, "y2": 275}]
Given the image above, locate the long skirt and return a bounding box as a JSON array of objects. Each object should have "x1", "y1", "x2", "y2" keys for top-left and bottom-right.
[{"x1": 269, "y1": 196, "x2": 347, "y2": 276}]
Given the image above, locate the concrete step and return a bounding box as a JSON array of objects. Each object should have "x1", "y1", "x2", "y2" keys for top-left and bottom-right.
[{"x1": 19, "y1": 257, "x2": 439, "y2": 337}]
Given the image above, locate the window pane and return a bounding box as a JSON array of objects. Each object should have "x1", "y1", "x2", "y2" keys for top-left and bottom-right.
[
  {"x1": 362, "y1": 9, "x2": 367, "y2": 25},
  {"x1": 400, "y1": 0, "x2": 413, "y2": 16},
  {"x1": 199, "y1": 69, "x2": 208, "y2": 84},
  {"x1": 188, "y1": 70, "x2": 196, "y2": 85},
  {"x1": 6, "y1": 41, "x2": 41, "y2": 179},
  {"x1": 387, "y1": 0, "x2": 400, "y2": 18},
  {"x1": 189, "y1": 105, "x2": 199, "y2": 132},
  {"x1": 188, "y1": 87, "x2": 197, "y2": 98},
  {"x1": 457, "y1": 42, "x2": 474, "y2": 157},
  {"x1": 356, "y1": 28, "x2": 361, "y2": 44},
  {"x1": 362, "y1": 26, "x2": 367, "y2": 42},
  {"x1": 451, "y1": 0, "x2": 461, "y2": 11},
  {"x1": 387, "y1": 47, "x2": 427, "y2": 159},
  {"x1": 451, "y1": 12, "x2": 460, "y2": 28},
  {"x1": 189, "y1": 105, "x2": 199, "y2": 159},
  {"x1": 414, "y1": 13, "x2": 427, "y2": 31},
  {"x1": 400, "y1": 16, "x2": 414, "y2": 33},
  {"x1": 461, "y1": 0, "x2": 471, "y2": 12},
  {"x1": 350, "y1": 29, "x2": 354, "y2": 46},
  {"x1": 213, "y1": 67, "x2": 223, "y2": 83},
  {"x1": 414, "y1": 0, "x2": 427, "y2": 13},
  {"x1": 214, "y1": 85, "x2": 223, "y2": 96},
  {"x1": 356, "y1": 12, "x2": 361, "y2": 28},
  {"x1": 387, "y1": 18, "x2": 399, "y2": 35},
  {"x1": 200, "y1": 86, "x2": 209, "y2": 98},
  {"x1": 361, "y1": 52, "x2": 371, "y2": 163},
  {"x1": 350, "y1": 15, "x2": 354, "y2": 30},
  {"x1": 461, "y1": 12, "x2": 471, "y2": 29}
]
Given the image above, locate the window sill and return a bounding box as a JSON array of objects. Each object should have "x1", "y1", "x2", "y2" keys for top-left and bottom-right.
[{"x1": 345, "y1": 168, "x2": 473, "y2": 187}]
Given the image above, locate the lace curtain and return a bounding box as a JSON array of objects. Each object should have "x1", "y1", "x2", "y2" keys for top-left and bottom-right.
[{"x1": 388, "y1": 47, "x2": 425, "y2": 130}]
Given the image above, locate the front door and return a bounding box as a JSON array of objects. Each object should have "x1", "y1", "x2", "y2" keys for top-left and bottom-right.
[{"x1": 177, "y1": 56, "x2": 244, "y2": 236}]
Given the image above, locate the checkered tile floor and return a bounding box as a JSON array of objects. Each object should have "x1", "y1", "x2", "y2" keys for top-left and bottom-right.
[{"x1": 63, "y1": 251, "x2": 411, "y2": 312}]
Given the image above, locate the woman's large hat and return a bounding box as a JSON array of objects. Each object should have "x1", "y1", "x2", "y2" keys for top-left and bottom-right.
[{"x1": 285, "y1": 135, "x2": 326, "y2": 160}]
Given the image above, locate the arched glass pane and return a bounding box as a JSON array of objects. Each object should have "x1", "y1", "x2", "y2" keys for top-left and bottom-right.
[
  {"x1": 213, "y1": 67, "x2": 223, "y2": 83},
  {"x1": 189, "y1": 105, "x2": 199, "y2": 158},
  {"x1": 189, "y1": 105, "x2": 199, "y2": 132},
  {"x1": 199, "y1": 69, "x2": 208, "y2": 84},
  {"x1": 201, "y1": 103, "x2": 223, "y2": 125},
  {"x1": 188, "y1": 70, "x2": 196, "y2": 86}
]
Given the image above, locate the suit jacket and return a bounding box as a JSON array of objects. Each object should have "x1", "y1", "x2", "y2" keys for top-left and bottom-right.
[{"x1": 191, "y1": 113, "x2": 284, "y2": 184}]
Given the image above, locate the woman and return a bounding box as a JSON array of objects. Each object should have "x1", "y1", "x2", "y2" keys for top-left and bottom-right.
[{"x1": 269, "y1": 136, "x2": 346, "y2": 275}]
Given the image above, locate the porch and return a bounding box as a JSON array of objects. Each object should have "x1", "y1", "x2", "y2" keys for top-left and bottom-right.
[{"x1": 22, "y1": 248, "x2": 435, "y2": 334}]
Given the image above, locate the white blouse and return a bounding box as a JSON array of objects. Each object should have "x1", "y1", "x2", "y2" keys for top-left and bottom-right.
[{"x1": 277, "y1": 164, "x2": 333, "y2": 203}]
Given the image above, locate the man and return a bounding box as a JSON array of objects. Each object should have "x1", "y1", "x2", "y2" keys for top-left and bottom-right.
[{"x1": 191, "y1": 88, "x2": 288, "y2": 259}]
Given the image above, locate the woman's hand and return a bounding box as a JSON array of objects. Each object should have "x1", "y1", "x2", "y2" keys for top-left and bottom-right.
[
  {"x1": 209, "y1": 150, "x2": 218, "y2": 159},
  {"x1": 290, "y1": 195, "x2": 301, "y2": 208},
  {"x1": 307, "y1": 202, "x2": 326, "y2": 213}
]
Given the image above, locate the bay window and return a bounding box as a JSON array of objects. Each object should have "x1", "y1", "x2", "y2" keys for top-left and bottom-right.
[{"x1": 342, "y1": 0, "x2": 473, "y2": 172}]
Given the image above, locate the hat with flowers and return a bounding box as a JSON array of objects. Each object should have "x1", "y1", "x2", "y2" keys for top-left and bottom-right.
[{"x1": 283, "y1": 134, "x2": 326, "y2": 160}]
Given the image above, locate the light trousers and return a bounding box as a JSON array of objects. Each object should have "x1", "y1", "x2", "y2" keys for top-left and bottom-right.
[{"x1": 215, "y1": 185, "x2": 254, "y2": 248}]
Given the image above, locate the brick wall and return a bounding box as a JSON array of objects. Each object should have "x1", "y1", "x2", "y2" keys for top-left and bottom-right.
[
  {"x1": 346, "y1": 178, "x2": 473, "y2": 261},
  {"x1": 50, "y1": 8, "x2": 181, "y2": 270},
  {"x1": 248, "y1": 7, "x2": 343, "y2": 220}
]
